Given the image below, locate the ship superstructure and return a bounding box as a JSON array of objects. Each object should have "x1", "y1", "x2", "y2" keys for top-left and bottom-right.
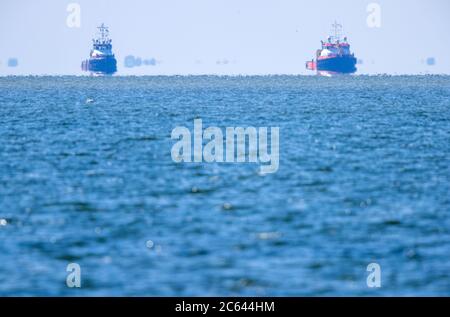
[
  {"x1": 306, "y1": 22, "x2": 357, "y2": 76},
  {"x1": 81, "y1": 24, "x2": 117, "y2": 75}
]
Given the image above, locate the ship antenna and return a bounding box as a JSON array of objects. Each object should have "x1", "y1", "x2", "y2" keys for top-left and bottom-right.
[
  {"x1": 97, "y1": 23, "x2": 109, "y2": 41},
  {"x1": 331, "y1": 21, "x2": 343, "y2": 43}
]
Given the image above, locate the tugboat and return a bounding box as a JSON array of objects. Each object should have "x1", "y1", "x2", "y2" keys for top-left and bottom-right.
[
  {"x1": 306, "y1": 22, "x2": 357, "y2": 76},
  {"x1": 81, "y1": 23, "x2": 117, "y2": 75}
]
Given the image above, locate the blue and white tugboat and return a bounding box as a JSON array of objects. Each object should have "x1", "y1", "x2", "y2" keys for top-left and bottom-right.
[
  {"x1": 81, "y1": 23, "x2": 117, "y2": 75},
  {"x1": 306, "y1": 22, "x2": 357, "y2": 76}
]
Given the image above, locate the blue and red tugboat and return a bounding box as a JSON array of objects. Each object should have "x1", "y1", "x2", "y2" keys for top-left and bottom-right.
[
  {"x1": 81, "y1": 24, "x2": 117, "y2": 75},
  {"x1": 306, "y1": 22, "x2": 357, "y2": 76}
]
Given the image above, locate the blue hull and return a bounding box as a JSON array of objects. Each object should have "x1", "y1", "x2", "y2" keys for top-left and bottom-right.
[
  {"x1": 317, "y1": 55, "x2": 357, "y2": 74},
  {"x1": 81, "y1": 56, "x2": 117, "y2": 75}
]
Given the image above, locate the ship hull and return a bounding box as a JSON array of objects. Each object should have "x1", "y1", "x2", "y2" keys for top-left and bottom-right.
[
  {"x1": 317, "y1": 55, "x2": 357, "y2": 74},
  {"x1": 81, "y1": 56, "x2": 117, "y2": 75}
]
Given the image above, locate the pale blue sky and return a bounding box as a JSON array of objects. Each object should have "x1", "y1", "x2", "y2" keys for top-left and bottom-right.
[{"x1": 1, "y1": 0, "x2": 449, "y2": 75}]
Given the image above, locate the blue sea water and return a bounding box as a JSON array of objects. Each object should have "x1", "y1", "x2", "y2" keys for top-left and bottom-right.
[{"x1": 0, "y1": 75, "x2": 449, "y2": 296}]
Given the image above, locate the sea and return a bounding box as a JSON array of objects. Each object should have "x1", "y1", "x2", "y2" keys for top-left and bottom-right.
[{"x1": 0, "y1": 75, "x2": 449, "y2": 295}]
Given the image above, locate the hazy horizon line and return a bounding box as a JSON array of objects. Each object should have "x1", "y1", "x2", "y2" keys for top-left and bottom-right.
[{"x1": 1, "y1": 73, "x2": 450, "y2": 78}]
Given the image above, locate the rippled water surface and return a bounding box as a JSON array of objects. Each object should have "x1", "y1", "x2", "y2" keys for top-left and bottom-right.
[{"x1": 0, "y1": 76, "x2": 449, "y2": 295}]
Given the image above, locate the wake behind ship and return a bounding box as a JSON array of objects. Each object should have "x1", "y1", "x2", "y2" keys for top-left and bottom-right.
[
  {"x1": 306, "y1": 22, "x2": 357, "y2": 76},
  {"x1": 81, "y1": 24, "x2": 117, "y2": 75}
]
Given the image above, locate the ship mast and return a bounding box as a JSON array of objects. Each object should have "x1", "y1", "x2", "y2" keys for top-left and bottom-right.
[
  {"x1": 330, "y1": 21, "x2": 343, "y2": 43},
  {"x1": 97, "y1": 23, "x2": 110, "y2": 43}
]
